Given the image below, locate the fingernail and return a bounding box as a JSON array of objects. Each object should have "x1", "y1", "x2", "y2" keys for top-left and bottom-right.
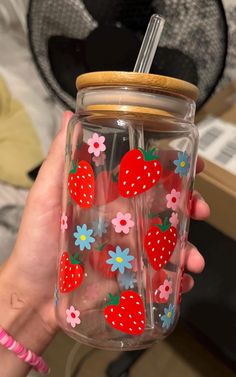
[{"x1": 61, "y1": 111, "x2": 73, "y2": 131}]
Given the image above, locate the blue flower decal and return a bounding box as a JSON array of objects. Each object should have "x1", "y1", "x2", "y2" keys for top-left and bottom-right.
[
  {"x1": 73, "y1": 224, "x2": 95, "y2": 251},
  {"x1": 106, "y1": 246, "x2": 134, "y2": 274},
  {"x1": 118, "y1": 271, "x2": 137, "y2": 289},
  {"x1": 92, "y1": 218, "x2": 108, "y2": 237},
  {"x1": 161, "y1": 303, "x2": 175, "y2": 329},
  {"x1": 173, "y1": 151, "x2": 190, "y2": 177}
]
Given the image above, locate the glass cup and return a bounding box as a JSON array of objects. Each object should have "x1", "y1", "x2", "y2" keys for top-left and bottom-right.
[{"x1": 56, "y1": 72, "x2": 199, "y2": 351}]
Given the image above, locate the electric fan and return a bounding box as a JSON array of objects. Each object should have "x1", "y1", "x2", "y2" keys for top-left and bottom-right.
[{"x1": 27, "y1": 0, "x2": 227, "y2": 110}]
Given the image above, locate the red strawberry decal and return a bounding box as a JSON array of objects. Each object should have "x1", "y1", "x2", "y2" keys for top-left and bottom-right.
[
  {"x1": 119, "y1": 148, "x2": 162, "y2": 198},
  {"x1": 94, "y1": 171, "x2": 119, "y2": 206},
  {"x1": 59, "y1": 252, "x2": 84, "y2": 293},
  {"x1": 68, "y1": 160, "x2": 95, "y2": 208},
  {"x1": 104, "y1": 290, "x2": 145, "y2": 335},
  {"x1": 89, "y1": 243, "x2": 118, "y2": 279},
  {"x1": 144, "y1": 218, "x2": 177, "y2": 270}
]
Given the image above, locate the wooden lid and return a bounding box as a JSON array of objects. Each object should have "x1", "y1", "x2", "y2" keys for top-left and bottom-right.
[{"x1": 76, "y1": 71, "x2": 198, "y2": 101}]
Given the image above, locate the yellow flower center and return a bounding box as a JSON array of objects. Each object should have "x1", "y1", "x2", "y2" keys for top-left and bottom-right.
[
  {"x1": 116, "y1": 257, "x2": 123, "y2": 263},
  {"x1": 180, "y1": 161, "x2": 186, "y2": 168},
  {"x1": 167, "y1": 311, "x2": 172, "y2": 318},
  {"x1": 80, "y1": 234, "x2": 86, "y2": 241}
]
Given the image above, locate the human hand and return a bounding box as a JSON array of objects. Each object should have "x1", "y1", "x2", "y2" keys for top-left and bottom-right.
[{"x1": 0, "y1": 111, "x2": 210, "y2": 336}]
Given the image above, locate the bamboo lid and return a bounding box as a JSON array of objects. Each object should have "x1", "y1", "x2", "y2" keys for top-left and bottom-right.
[{"x1": 76, "y1": 71, "x2": 198, "y2": 101}]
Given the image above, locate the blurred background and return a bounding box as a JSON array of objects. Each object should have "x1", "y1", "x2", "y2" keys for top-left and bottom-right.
[{"x1": 0, "y1": 0, "x2": 235, "y2": 376}]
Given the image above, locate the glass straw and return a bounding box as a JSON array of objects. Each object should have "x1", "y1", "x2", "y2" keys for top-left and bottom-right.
[
  {"x1": 132, "y1": 14, "x2": 165, "y2": 330},
  {"x1": 133, "y1": 14, "x2": 165, "y2": 73}
]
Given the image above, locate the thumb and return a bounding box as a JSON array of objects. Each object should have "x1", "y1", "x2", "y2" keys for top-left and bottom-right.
[
  {"x1": 30, "y1": 111, "x2": 75, "y2": 200},
  {"x1": 13, "y1": 111, "x2": 75, "y2": 258}
]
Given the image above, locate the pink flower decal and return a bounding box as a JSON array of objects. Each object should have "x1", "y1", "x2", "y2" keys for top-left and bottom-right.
[
  {"x1": 111, "y1": 212, "x2": 135, "y2": 234},
  {"x1": 158, "y1": 279, "x2": 173, "y2": 301},
  {"x1": 61, "y1": 214, "x2": 68, "y2": 232},
  {"x1": 92, "y1": 152, "x2": 106, "y2": 167},
  {"x1": 166, "y1": 189, "x2": 181, "y2": 211},
  {"x1": 66, "y1": 305, "x2": 81, "y2": 328},
  {"x1": 169, "y1": 212, "x2": 179, "y2": 227},
  {"x1": 88, "y1": 133, "x2": 106, "y2": 157}
]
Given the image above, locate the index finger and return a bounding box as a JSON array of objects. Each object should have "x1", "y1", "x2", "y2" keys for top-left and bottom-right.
[{"x1": 196, "y1": 156, "x2": 204, "y2": 174}]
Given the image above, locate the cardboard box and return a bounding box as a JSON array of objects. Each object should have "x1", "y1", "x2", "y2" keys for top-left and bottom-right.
[{"x1": 195, "y1": 81, "x2": 236, "y2": 241}]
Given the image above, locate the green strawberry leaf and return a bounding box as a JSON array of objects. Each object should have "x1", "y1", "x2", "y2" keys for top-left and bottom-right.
[
  {"x1": 155, "y1": 217, "x2": 171, "y2": 232},
  {"x1": 69, "y1": 252, "x2": 81, "y2": 265},
  {"x1": 70, "y1": 160, "x2": 77, "y2": 174},
  {"x1": 138, "y1": 147, "x2": 159, "y2": 162},
  {"x1": 103, "y1": 293, "x2": 120, "y2": 308}
]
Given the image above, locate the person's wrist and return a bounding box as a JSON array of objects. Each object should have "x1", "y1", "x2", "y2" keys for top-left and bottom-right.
[
  {"x1": 0, "y1": 262, "x2": 54, "y2": 376},
  {"x1": 0, "y1": 260, "x2": 57, "y2": 354}
]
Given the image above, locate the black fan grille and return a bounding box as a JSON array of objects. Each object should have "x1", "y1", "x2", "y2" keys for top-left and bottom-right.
[{"x1": 27, "y1": 0, "x2": 227, "y2": 110}]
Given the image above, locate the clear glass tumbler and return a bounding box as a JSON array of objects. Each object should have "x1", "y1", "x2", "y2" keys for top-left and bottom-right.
[{"x1": 56, "y1": 72, "x2": 199, "y2": 351}]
